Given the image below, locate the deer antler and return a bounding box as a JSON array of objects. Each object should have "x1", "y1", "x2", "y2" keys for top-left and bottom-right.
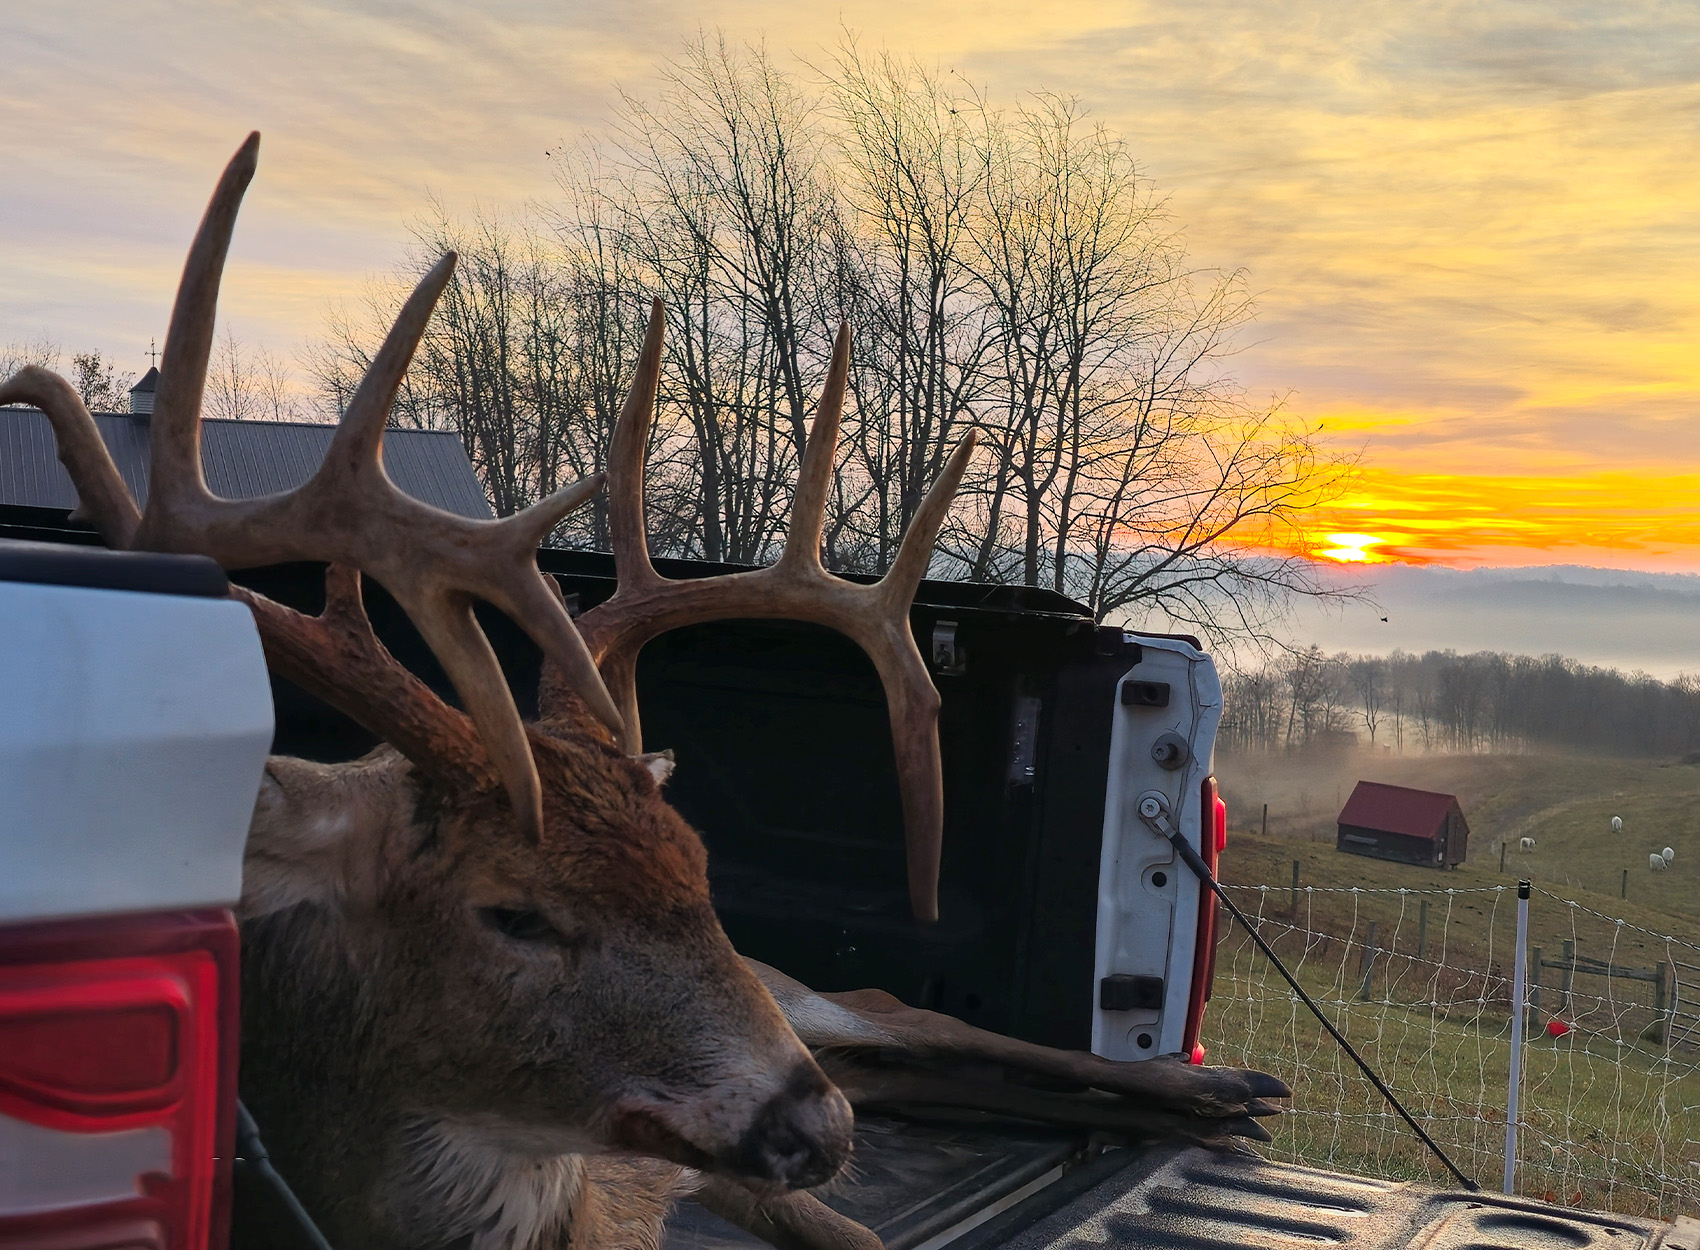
[
  {"x1": 0, "y1": 132, "x2": 622, "y2": 834},
  {"x1": 566, "y1": 305, "x2": 977, "y2": 923}
]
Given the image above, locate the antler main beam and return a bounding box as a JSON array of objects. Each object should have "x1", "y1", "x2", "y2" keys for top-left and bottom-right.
[
  {"x1": 574, "y1": 306, "x2": 977, "y2": 923},
  {"x1": 2, "y1": 133, "x2": 624, "y2": 836}
]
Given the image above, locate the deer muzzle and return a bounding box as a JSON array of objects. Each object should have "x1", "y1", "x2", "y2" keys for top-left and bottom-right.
[
  {"x1": 609, "y1": 1059, "x2": 853, "y2": 1190},
  {"x1": 729, "y1": 1060, "x2": 854, "y2": 1189}
]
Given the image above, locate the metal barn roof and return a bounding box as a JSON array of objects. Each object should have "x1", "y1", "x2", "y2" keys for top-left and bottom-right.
[
  {"x1": 0, "y1": 407, "x2": 492, "y2": 520},
  {"x1": 1337, "y1": 780, "x2": 1460, "y2": 840}
]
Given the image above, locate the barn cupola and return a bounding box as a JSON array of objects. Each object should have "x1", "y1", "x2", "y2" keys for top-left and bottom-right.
[{"x1": 128, "y1": 367, "x2": 159, "y2": 418}]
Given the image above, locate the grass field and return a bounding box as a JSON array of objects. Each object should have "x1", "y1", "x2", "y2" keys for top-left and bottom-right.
[
  {"x1": 1219, "y1": 749, "x2": 1700, "y2": 918},
  {"x1": 1207, "y1": 749, "x2": 1700, "y2": 1220},
  {"x1": 1208, "y1": 937, "x2": 1698, "y2": 1218}
]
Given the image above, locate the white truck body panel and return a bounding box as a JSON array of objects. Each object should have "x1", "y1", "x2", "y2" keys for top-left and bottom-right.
[
  {"x1": 0, "y1": 578, "x2": 273, "y2": 923},
  {"x1": 1091, "y1": 635, "x2": 1222, "y2": 1060}
]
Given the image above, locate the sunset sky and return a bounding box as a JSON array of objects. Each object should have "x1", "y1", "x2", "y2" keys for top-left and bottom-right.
[{"x1": 4, "y1": 1, "x2": 1698, "y2": 571}]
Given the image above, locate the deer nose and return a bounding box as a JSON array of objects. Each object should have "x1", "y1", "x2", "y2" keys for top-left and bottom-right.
[{"x1": 733, "y1": 1062, "x2": 854, "y2": 1189}]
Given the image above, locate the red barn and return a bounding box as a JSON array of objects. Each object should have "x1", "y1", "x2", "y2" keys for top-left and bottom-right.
[{"x1": 1336, "y1": 781, "x2": 1469, "y2": 868}]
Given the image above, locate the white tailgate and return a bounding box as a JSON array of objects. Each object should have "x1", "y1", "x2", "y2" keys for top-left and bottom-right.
[{"x1": 1090, "y1": 636, "x2": 1221, "y2": 1060}]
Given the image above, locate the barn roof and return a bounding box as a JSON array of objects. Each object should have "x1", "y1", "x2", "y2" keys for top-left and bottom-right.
[
  {"x1": 0, "y1": 406, "x2": 492, "y2": 520},
  {"x1": 1338, "y1": 780, "x2": 1459, "y2": 839}
]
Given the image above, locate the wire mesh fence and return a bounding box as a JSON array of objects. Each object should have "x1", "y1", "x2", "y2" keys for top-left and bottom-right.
[{"x1": 1204, "y1": 881, "x2": 1700, "y2": 1220}]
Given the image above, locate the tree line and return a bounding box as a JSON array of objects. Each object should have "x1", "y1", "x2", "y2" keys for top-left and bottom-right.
[
  {"x1": 3, "y1": 333, "x2": 298, "y2": 421},
  {"x1": 1221, "y1": 647, "x2": 1700, "y2": 759},
  {"x1": 306, "y1": 35, "x2": 1349, "y2": 636}
]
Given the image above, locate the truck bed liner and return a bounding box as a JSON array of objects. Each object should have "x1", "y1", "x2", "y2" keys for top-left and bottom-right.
[
  {"x1": 665, "y1": 1117, "x2": 1089, "y2": 1250},
  {"x1": 669, "y1": 1125, "x2": 1692, "y2": 1250},
  {"x1": 953, "y1": 1142, "x2": 1686, "y2": 1250}
]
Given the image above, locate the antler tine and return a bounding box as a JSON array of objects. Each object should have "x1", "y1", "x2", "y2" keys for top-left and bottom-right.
[
  {"x1": 476, "y1": 552, "x2": 625, "y2": 736},
  {"x1": 860, "y1": 430, "x2": 976, "y2": 923},
  {"x1": 607, "y1": 299, "x2": 667, "y2": 590},
  {"x1": 243, "y1": 565, "x2": 494, "y2": 791},
  {"x1": 504, "y1": 473, "x2": 606, "y2": 550},
  {"x1": 401, "y1": 590, "x2": 548, "y2": 833},
  {"x1": 321, "y1": 251, "x2": 458, "y2": 481},
  {"x1": 777, "y1": 322, "x2": 851, "y2": 574},
  {"x1": 143, "y1": 131, "x2": 259, "y2": 530},
  {"x1": 20, "y1": 132, "x2": 637, "y2": 839},
  {"x1": 568, "y1": 312, "x2": 978, "y2": 920},
  {"x1": 878, "y1": 431, "x2": 978, "y2": 610},
  {"x1": 0, "y1": 367, "x2": 140, "y2": 547}
]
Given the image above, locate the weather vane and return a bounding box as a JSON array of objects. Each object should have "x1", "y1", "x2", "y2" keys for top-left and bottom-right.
[{"x1": 146, "y1": 337, "x2": 159, "y2": 368}]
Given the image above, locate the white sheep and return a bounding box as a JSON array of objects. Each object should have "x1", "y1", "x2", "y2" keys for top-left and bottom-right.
[
  {"x1": 1650, "y1": 852, "x2": 1668, "y2": 871},
  {"x1": 1663, "y1": 846, "x2": 1675, "y2": 864},
  {"x1": 1611, "y1": 816, "x2": 1623, "y2": 833},
  {"x1": 1519, "y1": 836, "x2": 1536, "y2": 853}
]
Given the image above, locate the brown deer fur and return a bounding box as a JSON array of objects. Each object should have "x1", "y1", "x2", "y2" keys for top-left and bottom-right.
[{"x1": 236, "y1": 742, "x2": 852, "y2": 1250}]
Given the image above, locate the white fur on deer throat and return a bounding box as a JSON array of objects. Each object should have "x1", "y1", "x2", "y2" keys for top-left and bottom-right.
[{"x1": 397, "y1": 1116, "x2": 597, "y2": 1250}]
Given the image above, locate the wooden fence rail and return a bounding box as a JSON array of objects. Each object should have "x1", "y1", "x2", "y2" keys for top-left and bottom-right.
[{"x1": 1524, "y1": 940, "x2": 1695, "y2": 1048}]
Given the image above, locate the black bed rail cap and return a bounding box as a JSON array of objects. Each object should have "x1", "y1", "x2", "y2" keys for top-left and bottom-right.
[{"x1": 0, "y1": 538, "x2": 230, "y2": 599}]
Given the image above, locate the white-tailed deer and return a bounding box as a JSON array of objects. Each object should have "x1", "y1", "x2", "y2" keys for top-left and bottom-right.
[{"x1": 1, "y1": 135, "x2": 1286, "y2": 1250}]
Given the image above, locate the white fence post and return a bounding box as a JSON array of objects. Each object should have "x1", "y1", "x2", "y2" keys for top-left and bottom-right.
[{"x1": 1504, "y1": 880, "x2": 1531, "y2": 1195}]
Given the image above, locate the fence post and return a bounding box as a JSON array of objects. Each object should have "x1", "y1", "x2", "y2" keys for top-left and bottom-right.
[
  {"x1": 1621, "y1": 869, "x2": 1628, "y2": 900},
  {"x1": 1505, "y1": 880, "x2": 1531, "y2": 1196},
  {"x1": 1291, "y1": 860, "x2": 1300, "y2": 914},
  {"x1": 1263, "y1": 803, "x2": 1269, "y2": 839},
  {"x1": 1561, "y1": 940, "x2": 1575, "y2": 1016},
  {"x1": 1655, "y1": 961, "x2": 1668, "y2": 1022},
  {"x1": 1417, "y1": 899, "x2": 1430, "y2": 964},
  {"x1": 1500, "y1": 842, "x2": 1507, "y2": 873},
  {"x1": 1359, "y1": 922, "x2": 1379, "y2": 1001},
  {"x1": 1531, "y1": 946, "x2": 1543, "y2": 1017}
]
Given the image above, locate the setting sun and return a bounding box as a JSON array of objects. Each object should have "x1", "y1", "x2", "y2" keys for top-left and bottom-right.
[{"x1": 1318, "y1": 533, "x2": 1389, "y2": 563}]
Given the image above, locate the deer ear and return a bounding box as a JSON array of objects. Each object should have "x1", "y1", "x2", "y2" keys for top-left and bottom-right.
[
  {"x1": 638, "y1": 749, "x2": 676, "y2": 786},
  {"x1": 241, "y1": 755, "x2": 397, "y2": 918}
]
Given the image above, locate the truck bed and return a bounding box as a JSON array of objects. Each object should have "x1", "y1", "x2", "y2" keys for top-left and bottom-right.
[
  {"x1": 667, "y1": 1123, "x2": 1694, "y2": 1250},
  {"x1": 666, "y1": 1117, "x2": 1088, "y2": 1250}
]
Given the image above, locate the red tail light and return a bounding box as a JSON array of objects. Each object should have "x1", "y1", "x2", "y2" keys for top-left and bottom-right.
[
  {"x1": 1182, "y1": 779, "x2": 1226, "y2": 1063},
  {"x1": 0, "y1": 910, "x2": 238, "y2": 1249}
]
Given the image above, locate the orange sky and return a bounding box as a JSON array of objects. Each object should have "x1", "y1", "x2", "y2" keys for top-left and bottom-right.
[
  {"x1": 3, "y1": 2, "x2": 1698, "y2": 571},
  {"x1": 1302, "y1": 470, "x2": 1700, "y2": 569}
]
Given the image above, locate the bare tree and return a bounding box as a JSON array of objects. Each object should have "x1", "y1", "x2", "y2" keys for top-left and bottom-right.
[
  {"x1": 592, "y1": 34, "x2": 844, "y2": 562},
  {"x1": 821, "y1": 46, "x2": 1348, "y2": 631},
  {"x1": 312, "y1": 36, "x2": 1354, "y2": 645},
  {"x1": 205, "y1": 328, "x2": 301, "y2": 422},
  {"x1": 1349, "y1": 656, "x2": 1383, "y2": 747},
  {"x1": 68, "y1": 350, "x2": 135, "y2": 412},
  {"x1": 1283, "y1": 645, "x2": 1325, "y2": 750},
  {"x1": 0, "y1": 337, "x2": 60, "y2": 389},
  {"x1": 824, "y1": 41, "x2": 992, "y2": 573},
  {"x1": 307, "y1": 203, "x2": 687, "y2": 548},
  {"x1": 1220, "y1": 664, "x2": 1286, "y2": 753}
]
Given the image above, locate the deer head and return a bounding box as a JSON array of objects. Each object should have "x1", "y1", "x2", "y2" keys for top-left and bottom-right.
[{"x1": 0, "y1": 133, "x2": 974, "y2": 1230}]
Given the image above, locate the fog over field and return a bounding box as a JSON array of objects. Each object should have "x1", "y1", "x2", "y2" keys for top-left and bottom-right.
[{"x1": 1279, "y1": 564, "x2": 1700, "y2": 679}]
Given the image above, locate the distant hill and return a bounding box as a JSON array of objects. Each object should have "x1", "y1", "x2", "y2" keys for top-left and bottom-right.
[{"x1": 1282, "y1": 564, "x2": 1700, "y2": 678}]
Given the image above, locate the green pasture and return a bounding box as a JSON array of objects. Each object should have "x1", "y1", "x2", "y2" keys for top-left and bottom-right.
[
  {"x1": 1207, "y1": 751, "x2": 1700, "y2": 1220},
  {"x1": 1207, "y1": 936, "x2": 1699, "y2": 1219}
]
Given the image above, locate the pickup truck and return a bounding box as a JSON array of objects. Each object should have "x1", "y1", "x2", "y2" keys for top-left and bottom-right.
[{"x1": 2, "y1": 520, "x2": 1694, "y2": 1250}]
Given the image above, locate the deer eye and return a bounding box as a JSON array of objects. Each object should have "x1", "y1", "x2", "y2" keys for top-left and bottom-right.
[{"x1": 480, "y1": 907, "x2": 554, "y2": 942}]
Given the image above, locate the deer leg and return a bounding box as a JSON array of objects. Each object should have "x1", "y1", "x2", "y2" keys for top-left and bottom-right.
[
  {"x1": 820, "y1": 1059, "x2": 1276, "y2": 1144},
  {"x1": 747, "y1": 959, "x2": 1288, "y2": 1119},
  {"x1": 691, "y1": 1177, "x2": 884, "y2": 1250}
]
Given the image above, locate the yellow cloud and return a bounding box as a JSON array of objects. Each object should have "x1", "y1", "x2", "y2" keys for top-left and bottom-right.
[{"x1": 1266, "y1": 468, "x2": 1700, "y2": 568}]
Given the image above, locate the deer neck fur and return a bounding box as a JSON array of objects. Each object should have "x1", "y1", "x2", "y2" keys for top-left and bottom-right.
[
  {"x1": 238, "y1": 752, "x2": 630, "y2": 1247},
  {"x1": 234, "y1": 747, "x2": 829, "y2": 1249}
]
